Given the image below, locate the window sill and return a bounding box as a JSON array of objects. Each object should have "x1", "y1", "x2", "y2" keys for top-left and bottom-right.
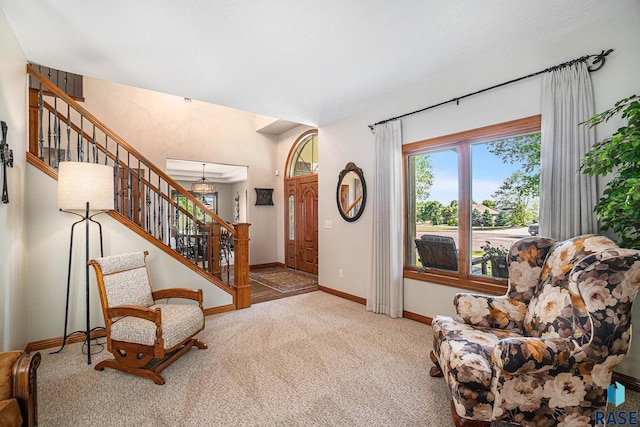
[{"x1": 403, "y1": 267, "x2": 507, "y2": 295}]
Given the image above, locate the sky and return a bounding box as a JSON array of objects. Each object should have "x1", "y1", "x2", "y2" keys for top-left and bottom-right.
[{"x1": 421, "y1": 143, "x2": 522, "y2": 205}]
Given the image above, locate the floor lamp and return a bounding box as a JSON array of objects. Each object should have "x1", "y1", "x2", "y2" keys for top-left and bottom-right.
[{"x1": 51, "y1": 161, "x2": 114, "y2": 365}]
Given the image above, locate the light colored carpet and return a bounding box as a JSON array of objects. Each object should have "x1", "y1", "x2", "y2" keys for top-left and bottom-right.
[{"x1": 37, "y1": 291, "x2": 639, "y2": 426}]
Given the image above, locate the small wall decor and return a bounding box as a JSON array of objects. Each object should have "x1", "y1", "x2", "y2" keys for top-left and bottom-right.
[
  {"x1": 255, "y1": 188, "x2": 274, "y2": 206},
  {"x1": 234, "y1": 191, "x2": 240, "y2": 221},
  {"x1": 1, "y1": 121, "x2": 14, "y2": 204}
]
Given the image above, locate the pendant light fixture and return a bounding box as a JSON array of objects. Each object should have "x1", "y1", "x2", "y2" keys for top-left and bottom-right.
[{"x1": 191, "y1": 163, "x2": 216, "y2": 195}]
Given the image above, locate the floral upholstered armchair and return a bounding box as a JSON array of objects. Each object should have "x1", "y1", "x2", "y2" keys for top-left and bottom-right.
[{"x1": 430, "y1": 235, "x2": 640, "y2": 426}]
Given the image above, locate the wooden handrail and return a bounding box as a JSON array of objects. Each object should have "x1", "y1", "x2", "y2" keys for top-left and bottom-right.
[
  {"x1": 27, "y1": 64, "x2": 235, "y2": 235},
  {"x1": 344, "y1": 193, "x2": 363, "y2": 215},
  {"x1": 27, "y1": 63, "x2": 251, "y2": 309},
  {"x1": 39, "y1": 98, "x2": 215, "y2": 231}
]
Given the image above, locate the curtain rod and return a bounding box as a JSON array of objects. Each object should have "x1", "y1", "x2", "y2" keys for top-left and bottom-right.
[{"x1": 368, "y1": 49, "x2": 614, "y2": 132}]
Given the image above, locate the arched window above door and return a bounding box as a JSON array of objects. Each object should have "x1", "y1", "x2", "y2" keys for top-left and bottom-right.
[{"x1": 287, "y1": 130, "x2": 318, "y2": 177}]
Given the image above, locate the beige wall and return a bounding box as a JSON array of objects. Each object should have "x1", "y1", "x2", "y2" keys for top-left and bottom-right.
[
  {"x1": 0, "y1": 9, "x2": 28, "y2": 351},
  {"x1": 22, "y1": 78, "x2": 283, "y2": 343},
  {"x1": 25, "y1": 165, "x2": 234, "y2": 343},
  {"x1": 314, "y1": 4, "x2": 640, "y2": 377},
  {"x1": 2, "y1": 1, "x2": 639, "y2": 379},
  {"x1": 80, "y1": 78, "x2": 279, "y2": 266}
]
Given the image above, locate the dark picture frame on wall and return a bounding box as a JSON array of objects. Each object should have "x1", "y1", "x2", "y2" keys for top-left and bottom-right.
[{"x1": 255, "y1": 188, "x2": 274, "y2": 206}]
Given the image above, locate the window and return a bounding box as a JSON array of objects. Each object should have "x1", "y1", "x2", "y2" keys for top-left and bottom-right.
[
  {"x1": 404, "y1": 116, "x2": 541, "y2": 294},
  {"x1": 287, "y1": 130, "x2": 318, "y2": 177},
  {"x1": 288, "y1": 194, "x2": 295, "y2": 240},
  {"x1": 170, "y1": 190, "x2": 217, "y2": 233}
]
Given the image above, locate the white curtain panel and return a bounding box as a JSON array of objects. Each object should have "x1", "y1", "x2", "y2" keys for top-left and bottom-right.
[
  {"x1": 540, "y1": 62, "x2": 598, "y2": 241},
  {"x1": 367, "y1": 120, "x2": 403, "y2": 318}
]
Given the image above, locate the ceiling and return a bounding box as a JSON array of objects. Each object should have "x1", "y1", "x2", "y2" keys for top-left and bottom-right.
[
  {"x1": 166, "y1": 158, "x2": 247, "y2": 184},
  {"x1": 0, "y1": 1, "x2": 635, "y2": 126}
]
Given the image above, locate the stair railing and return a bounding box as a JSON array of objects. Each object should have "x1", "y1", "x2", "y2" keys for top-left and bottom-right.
[{"x1": 26, "y1": 64, "x2": 251, "y2": 309}]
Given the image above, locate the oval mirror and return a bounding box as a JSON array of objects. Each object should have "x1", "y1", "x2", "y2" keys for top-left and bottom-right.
[{"x1": 337, "y1": 162, "x2": 366, "y2": 222}]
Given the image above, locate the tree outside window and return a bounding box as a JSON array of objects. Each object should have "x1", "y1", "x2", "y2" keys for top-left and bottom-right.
[{"x1": 404, "y1": 116, "x2": 541, "y2": 292}]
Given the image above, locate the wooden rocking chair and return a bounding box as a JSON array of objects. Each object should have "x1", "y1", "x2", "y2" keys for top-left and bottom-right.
[{"x1": 88, "y1": 251, "x2": 207, "y2": 384}]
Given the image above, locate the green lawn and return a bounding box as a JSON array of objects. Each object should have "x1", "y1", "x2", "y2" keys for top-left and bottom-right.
[
  {"x1": 415, "y1": 225, "x2": 458, "y2": 232},
  {"x1": 415, "y1": 224, "x2": 512, "y2": 232}
]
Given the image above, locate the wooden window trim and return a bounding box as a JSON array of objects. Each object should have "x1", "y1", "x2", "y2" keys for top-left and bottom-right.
[
  {"x1": 403, "y1": 115, "x2": 541, "y2": 155},
  {"x1": 403, "y1": 115, "x2": 541, "y2": 295}
]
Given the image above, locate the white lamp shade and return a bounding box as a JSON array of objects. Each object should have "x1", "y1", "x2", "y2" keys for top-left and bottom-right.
[{"x1": 57, "y1": 162, "x2": 115, "y2": 211}]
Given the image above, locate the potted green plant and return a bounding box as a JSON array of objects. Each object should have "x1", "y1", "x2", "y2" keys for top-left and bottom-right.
[{"x1": 579, "y1": 94, "x2": 640, "y2": 249}]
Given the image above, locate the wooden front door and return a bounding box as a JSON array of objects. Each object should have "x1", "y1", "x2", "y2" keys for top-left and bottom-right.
[{"x1": 284, "y1": 174, "x2": 318, "y2": 274}]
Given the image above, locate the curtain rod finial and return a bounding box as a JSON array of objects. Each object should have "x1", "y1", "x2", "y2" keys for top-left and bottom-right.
[{"x1": 588, "y1": 49, "x2": 614, "y2": 72}]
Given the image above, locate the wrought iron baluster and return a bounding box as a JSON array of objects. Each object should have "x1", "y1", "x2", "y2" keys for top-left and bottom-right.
[
  {"x1": 84, "y1": 118, "x2": 89, "y2": 163},
  {"x1": 112, "y1": 161, "x2": 118, "y2": 213},
  {"x1": 177, "y1": 194, "x2": 184, "y2": 253},
  {"x1": 146, "y1": 184, "x2": 151, "y2": 233},
  {"x1": 157, "y1": 175, "x2": 163, "y2": 242},
  {"x1": 92, "y1": 126, "x2": 98, "y2": 163},
  {"x1": 104, "y1": 135, "x2": 109, "y2": 165},
  {"x1": 137, "y1": 159, "x2": 142, "y2": 226},
  {"x1": 127, "y1": 152, "x2": 132, "y2": 221},
  {"x1": 157, "y1": 185, "x2": 162, "y2": 240},
  {"x1": 38, "y1": 85, "x2": 44, "y2": 160},
  {"x1": 224, "y1": 224, "x2": 231, "y2": 285},
  {"x1": 185, "y1": 199, "x2": 195, "y2": 261},
  {"x1": 85, "y1": 120, "x2": 90, "y2": 163},
  {"x1": 114, "y1": 145, "x2": 120, "y2": 213},
  {"x1": 169, "y1": 189, "x2": 175, "y2": 230},
  {"x1": 199, "y1": 218, "x2": 206, "y2": 270},
  {"x1": 201, "y1": 210, "x2": 207, "y2": 271},
  {"x1": 194, "y1": 218, "x2": 199, "y2": 265},
  {"x1": 44, "y1": 72, "x2": 52, "y2": 166},
  {"x1": 78, "y1": 116, "x2": 84, "y2": 162},
  {"x1": 180, "y1": 206, "x2": 186, "y2": 257},
  {"x1": 53, "y1": 96, "x2": 60, "y2": 170},
  {"x1": 191, "y1": 200, "x2": 196, "y2": 263},
  {"x1": 152, "y1": 182, "x2": 158, "y2": 238},
  {"x1": 47, "y1": 110, "x2": 51, "y2": 166},
  {"x1": 64, "y1": 74, "x2": 71, "y2": 162},
  {"x1": 66, "y1": 103, "x2": 71, "y2": 161},
  {"x1": 166, "y1": 195, "x2": 172, "y2": 246},
  {"x1": 169, "y1": 193, "x2": 182, "y2": 252}
]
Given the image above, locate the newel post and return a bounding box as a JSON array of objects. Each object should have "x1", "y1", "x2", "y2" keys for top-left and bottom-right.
[{"x1": 233, "y1": 223, "x2": 251, "y2": 309}]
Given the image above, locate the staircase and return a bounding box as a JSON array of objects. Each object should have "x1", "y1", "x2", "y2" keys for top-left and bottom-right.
[{"x1": 26, "y1": 64, "x2": 251, "y2": 311}]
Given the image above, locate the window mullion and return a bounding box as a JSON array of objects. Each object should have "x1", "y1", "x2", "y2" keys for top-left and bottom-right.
[
  {"x1": 405, "y1": 155, "x2": 417, "y2": 266},
  {"x1": 458, "y1": 142, "x2": 471, "y2": 278}
]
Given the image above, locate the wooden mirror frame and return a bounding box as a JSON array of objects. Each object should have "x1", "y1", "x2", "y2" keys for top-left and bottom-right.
[{"x1": 336, "y1": 162, "x2": 366, "y2": 222}]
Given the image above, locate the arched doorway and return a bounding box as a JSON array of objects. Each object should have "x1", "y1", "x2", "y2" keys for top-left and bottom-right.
[{"x1": 284, "y1": 130, "x2": 318, "y2": 274}]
